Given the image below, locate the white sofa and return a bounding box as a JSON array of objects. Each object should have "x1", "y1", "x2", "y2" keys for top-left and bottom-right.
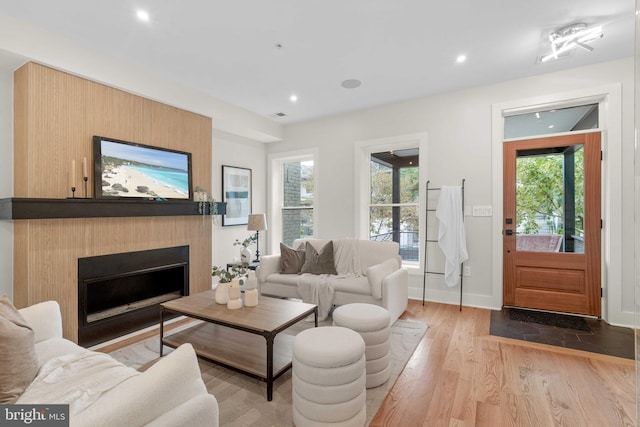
[
  {"x1": 15, "y1": 301, "x2": 219, "y2": 427},
  {"x1": 257, "y1": 238, "x2": 408, "y2": 324}
]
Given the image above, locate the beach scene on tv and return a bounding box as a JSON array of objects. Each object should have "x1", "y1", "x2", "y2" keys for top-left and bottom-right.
[{"x1": 100, "y1": 140, "x2": 190, "y2": 199}]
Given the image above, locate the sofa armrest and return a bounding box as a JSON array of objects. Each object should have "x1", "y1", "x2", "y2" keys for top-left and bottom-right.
[
  {"x1": 366, "y1": 258, "x2": 399, "y2": 300},
  {"x1": 74, "y1": 343, "x2": 216, "y2": 427},
  {"x1": 256, "y1": 254, "x2": 281, "y2": 284},
  {"x1": 381, "y1": 267, "x2": 409, "y2": 325},
  {"x1": 18, "y1": 301, "x2": 63, "y2": 343}
]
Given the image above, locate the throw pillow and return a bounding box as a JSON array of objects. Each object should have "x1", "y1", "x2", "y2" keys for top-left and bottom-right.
[
  {"x1": 366, "y1": 257, "x2": 399, "y2": 300},
  {"x1": 300, "y1": 241, "x2": 338, "y2": 275},
  {"x1": 0, "y1": 296, "x2": 40, "y2": 404},
  {"x1": 279, "y1": 242, "x2": 306, "y2": 274}
]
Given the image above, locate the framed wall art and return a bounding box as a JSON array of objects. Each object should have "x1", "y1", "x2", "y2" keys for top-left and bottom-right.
[{"x1": 222, "y1": 165, "x2": 252, "y2": 226}]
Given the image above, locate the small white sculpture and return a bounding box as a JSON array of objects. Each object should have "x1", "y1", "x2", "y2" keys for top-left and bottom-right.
[
  {"x1": 227, "y1": 278, "x2": 243, "y2": 309},
  {"x1": 244, "y1": 271, "x2": 259, "y2": 307}
]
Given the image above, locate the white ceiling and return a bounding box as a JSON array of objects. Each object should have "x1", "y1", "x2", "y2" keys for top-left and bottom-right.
[{"x1": 0, "y1": 1, "x2": 634, "y2": 124}]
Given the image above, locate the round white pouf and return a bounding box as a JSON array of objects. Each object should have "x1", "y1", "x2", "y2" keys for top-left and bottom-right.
[
  {"x1": 292, "y1": 326, "x2": 366, "y2": 427},
  {"x1": 332, "y1": 303, "x2": 391, "y2": 388}
]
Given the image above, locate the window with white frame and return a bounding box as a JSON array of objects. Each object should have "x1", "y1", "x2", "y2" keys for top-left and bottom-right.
[
  {"x1": 282, "y1": 159, "x2": 314, "y2": 246},
  {"x1": 270, "y1": 151, "x2": 317, "y2": 250},
  {"x1": 369, "y1": 149, "x2": 420, "y2": 262},
  {"x1": 355, "y1": 134, "x2": 425, "y2": 268}
]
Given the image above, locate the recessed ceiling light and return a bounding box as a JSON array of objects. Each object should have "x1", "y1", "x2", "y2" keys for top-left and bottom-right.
[
  {"x1": 341, "y1": 79, "x2": 362, "y2": 89},
  {"x1": 136, "y1": 10, "x2": 150, "y2": 22},
  {"x1": 548, "y1": 125, "x2": 555, "y2": 129},
  {"x1": 456, "y1": 54, "x2": 467, "y2": 64},
  {"x1": 290, "y1": 94, "x2": 298, "y2": 103}
]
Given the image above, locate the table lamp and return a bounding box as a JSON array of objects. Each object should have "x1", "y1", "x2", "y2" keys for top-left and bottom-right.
[{"x1": 247, "y1": 213, "x2": 267, "y2": 262}]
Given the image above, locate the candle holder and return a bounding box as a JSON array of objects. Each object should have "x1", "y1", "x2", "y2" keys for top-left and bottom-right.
[
  {"x1": 71, "y1": 186, "x2": 76, "y2": 199},
  {"x1": 83, "y1": 177, "x2": 88, "y2": 198}
]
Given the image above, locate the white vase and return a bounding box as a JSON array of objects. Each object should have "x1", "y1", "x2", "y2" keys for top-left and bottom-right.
[
  {"x1": 240, "y1": 247, "x2": 252, "y2": 263},
  {"x1": 215, "y1": 281, "x2": 230, "y2": 304},
  {"x1": 245, "y1": 289, "x2": 258, "y2": 307},
  {"x1": 245, "y1": 270, "x2": 258, "y2": 290}
]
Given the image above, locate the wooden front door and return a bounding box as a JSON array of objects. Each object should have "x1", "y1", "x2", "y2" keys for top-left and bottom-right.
[{"x1": 503, "y1": 132, "x2": 601, "y2": 316}]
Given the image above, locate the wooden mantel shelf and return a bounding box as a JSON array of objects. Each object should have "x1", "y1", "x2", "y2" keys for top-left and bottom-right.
[{"x1": 0, "y1": 198, "x2": 226, "y2": 220}]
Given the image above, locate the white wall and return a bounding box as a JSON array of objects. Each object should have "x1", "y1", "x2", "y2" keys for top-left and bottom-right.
[
  {"x1": 0, "y1": 67, "x2": 13, "y2": 298},
  {"x1": 211, "y1": 129, "x2": 268, "y2": 272},
  {"x1": 267, "y1": 57, "x2": 635, "y2": 326}
]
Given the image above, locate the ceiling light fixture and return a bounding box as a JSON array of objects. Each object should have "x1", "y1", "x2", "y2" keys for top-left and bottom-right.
[
  {"x1": 290, "y1": 94, "x2": 298, "y2": 103},
  {"x1": 539, "y1": 23, "x2": 603, "y2": 63},
  {"x1": 456, "y1": 54, "x2": 467, "y2": 64}
]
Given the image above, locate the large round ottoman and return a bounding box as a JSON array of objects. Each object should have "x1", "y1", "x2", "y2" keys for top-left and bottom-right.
[
  {"x1": 292, "y1": 326, "x2": 366, "y2": 427},
  {"x1": 332, "y1": 303, "x2": 391, "y2": 388}
]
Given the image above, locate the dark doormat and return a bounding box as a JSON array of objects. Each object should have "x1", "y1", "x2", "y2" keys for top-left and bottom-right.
[{"x1": 508, "y1": 307, "x2": 591, "y2": 331}]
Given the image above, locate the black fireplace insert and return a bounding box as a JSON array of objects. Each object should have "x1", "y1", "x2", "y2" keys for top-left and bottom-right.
[{"x1": 78, "y1": 246, "x2": 189, "y2": 347}]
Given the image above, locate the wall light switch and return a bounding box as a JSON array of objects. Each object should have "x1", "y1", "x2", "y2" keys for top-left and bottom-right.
[
  {"x1": 472, "y1": 205, "x2": 493, "y2": 217},
  {"x1": 463, "y1": 266, "x2": 471, "y2": 277}
]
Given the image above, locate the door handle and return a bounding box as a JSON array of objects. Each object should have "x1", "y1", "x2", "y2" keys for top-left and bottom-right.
[{"x1": 505, "y1": 230, "x2": 514, "y2": 236}]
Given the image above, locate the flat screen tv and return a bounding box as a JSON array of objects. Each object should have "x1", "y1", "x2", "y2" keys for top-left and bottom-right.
[{"x1": 93, "y1": 136, "x2": 192, "y2": 200}]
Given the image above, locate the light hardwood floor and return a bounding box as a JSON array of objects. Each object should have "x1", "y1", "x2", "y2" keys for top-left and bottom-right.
[
  {"x1": 371, "y1": 300, "x2": 636, "y2": 427},
  {"x1": 98, "y1": 299, "x2": 636, "y2": 426}
]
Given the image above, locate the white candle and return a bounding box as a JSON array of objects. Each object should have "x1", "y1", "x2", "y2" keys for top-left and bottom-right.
[
  {"x1": 82, "y1": 157, "x2": 87, "y2": 178},
  {"x1": 70, "y1": 160, "x2": 76, "y2": 189}
]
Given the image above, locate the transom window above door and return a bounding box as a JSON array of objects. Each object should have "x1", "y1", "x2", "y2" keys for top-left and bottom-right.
[{"x1": 504, "y1": 103, "x2": 599, "y2": 139}]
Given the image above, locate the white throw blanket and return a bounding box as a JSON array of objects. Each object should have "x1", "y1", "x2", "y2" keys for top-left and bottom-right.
[
  {"x1": 17, "y1": 351, "x2": 139, "y2": 414},
  {"x1": 297, "y1": 274, "x2": 334, "y2": 321},
  {"x1": 333, "y1": 238, "x2": 362, "y2": 276},
  {"x1": 436, "y1": 185, "x2": 468, "y2": 287}
]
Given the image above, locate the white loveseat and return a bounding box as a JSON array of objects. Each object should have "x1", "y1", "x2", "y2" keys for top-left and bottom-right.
[
  {"x1": 257, "y1": 238, "x2": 408, "y2": 324},
  {"x1": 15, "y1": 300, "x2": 219, "y2": 427}
]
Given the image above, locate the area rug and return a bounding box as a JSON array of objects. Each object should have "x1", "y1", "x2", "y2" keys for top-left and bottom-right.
[{"x1": 110, "y1": 318, "x2": 427, "y2": 426}]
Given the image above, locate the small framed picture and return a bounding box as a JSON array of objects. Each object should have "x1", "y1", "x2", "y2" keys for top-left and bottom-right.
[{"x1": 222, "y1": 165, "x2": 252, "y2": 226}]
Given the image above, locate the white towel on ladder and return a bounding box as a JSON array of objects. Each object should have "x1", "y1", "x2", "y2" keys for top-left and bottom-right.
[{"x1": 436, "y1": 185, "x2": 468, "y2": 287}]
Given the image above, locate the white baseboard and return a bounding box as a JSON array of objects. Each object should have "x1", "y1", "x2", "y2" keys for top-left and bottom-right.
[
  {"x1": 408, "y1": 287, "x2": 501, "y2": 311},
  {"x1": 408, "y1": 287, "x2": 636, "y2": 329}
]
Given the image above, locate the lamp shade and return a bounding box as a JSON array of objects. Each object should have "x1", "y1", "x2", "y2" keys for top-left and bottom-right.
[{"x1": 247, "y1": 213, "x2": 267, "y2": 231}]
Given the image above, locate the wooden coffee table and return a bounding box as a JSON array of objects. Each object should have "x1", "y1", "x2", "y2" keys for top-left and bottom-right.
[{"x1": 159, "y1": 290, "x2": 317, "y2": 401}]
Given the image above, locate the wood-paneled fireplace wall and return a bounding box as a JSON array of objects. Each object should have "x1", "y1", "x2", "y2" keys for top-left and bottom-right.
[{"x1": 13, "y1": 62, "x2": 213, "y2": 342}]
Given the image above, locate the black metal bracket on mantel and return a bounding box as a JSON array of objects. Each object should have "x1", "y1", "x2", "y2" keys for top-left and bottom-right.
[{"x1": 0, "y1": 198, "x2": 227, "y2": 220}]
